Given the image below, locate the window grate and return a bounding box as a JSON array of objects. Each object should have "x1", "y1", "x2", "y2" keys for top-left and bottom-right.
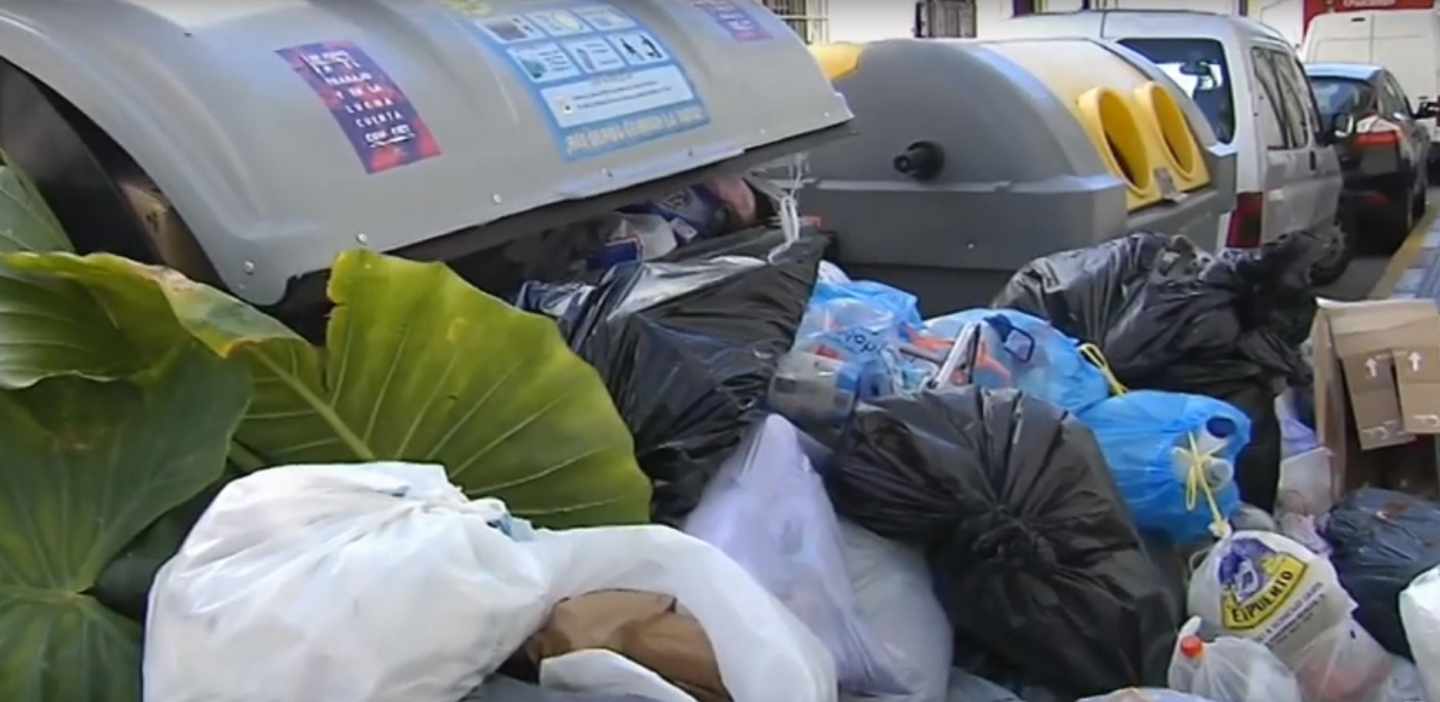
[{"x1": 760, "y1": 0, "x2": 830, "y2": 43}]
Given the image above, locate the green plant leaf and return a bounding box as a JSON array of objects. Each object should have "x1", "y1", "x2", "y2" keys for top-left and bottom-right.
[
  {"x1": 0, "y1": 149, "x2": 136, "y2": 389},
  {"x1": 0, "y1": 347, "x2": 250, "y2": 702},
  {"x1": 0, "y1": 149, "x2": 70, "y2": 254},
  {"x1": 4, "y1": 250, "x2": 652, "y2": 528}
]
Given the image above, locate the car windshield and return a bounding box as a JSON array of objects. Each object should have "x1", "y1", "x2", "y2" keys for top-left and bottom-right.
[
  {"x1": 1118, "y1": 38, "x2": 1235, "y2": 144},
  {"x1": 1310, "y1": 77, "x2": 1373, "y2": 119}
]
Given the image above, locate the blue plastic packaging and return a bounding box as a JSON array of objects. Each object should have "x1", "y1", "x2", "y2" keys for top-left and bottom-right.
[
  {"x1": 1078, "y1": 391, "x2": 1252, "y2": 544},
  {"x1": 919, "y1": 309, "x2": 1112, "y2": 414},
  {"x1": 793, "y1": 280, "x2": 923, "y2": 401}
]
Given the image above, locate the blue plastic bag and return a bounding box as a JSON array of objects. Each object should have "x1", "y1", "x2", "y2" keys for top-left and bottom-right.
[
  {"x1": 916, "y1": 309, "x2": 1112, "y2": 414},
  {"x1": 1078, "y1": 391, "x2": 1251, "y2": 544},
  {"x1": 793, "y1": 280, "x2": 923, "y2": 401}
]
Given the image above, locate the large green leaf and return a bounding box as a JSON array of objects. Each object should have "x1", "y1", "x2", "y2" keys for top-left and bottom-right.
[
  {"x1": 0, "y1": 149, "x2": 69, "y2": 253},
  {"x1": 0, "y1": 149, "x2": 135, "y2": 389},
  {"x1": 4, "y1": 250, "x2": 652, "y2": 527},
  {"x1": 0, "y1": 347, "x2": 249, "y2": 702}
]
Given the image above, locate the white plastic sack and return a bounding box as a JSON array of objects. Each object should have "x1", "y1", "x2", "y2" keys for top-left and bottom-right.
[
  {"x1": 148, "y1": 463, "x2": 837, "y2": 702},
  {"x1": 528, "y1": 524, "x2": 837, "y2": 702},
  {"x1": 1167, "y1": 617, "x2": 1302, "y2": 702},
  {"x1": 1401, "y1": 566, "x2": 1440, "y2": 702},
  {"x1": 144, "y1": 464, "x2": 553, "y2": 702},
  {"x1": 1289, "y1": 619, "x2": 1395, "y2": 702},
  {"x1": 685, "y1": 415, "x2": 904, "y2": 695},
  {"x1": 540, "y1": 650, "x2": 698, "y2": 702},
  {"x1": 837, "y1": 519, "x2": 952, "y2": 702},
  {"x1": 1188, "y1": 531, "x2": 1354, "y2": 664}
]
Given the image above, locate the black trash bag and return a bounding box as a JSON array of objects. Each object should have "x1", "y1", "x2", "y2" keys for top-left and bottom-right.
[
  {"x1": 993, "y1": 232, "x2": 1319, "y2": 511},
  {"x1": 828, "y1": 387, "x2": 1180, "y2": 697},
  {"x1": 1325, "y1": 488, "x2": 1440, "y2": 659},
  {"x1": 517, "y1": 233, "x2": 823, "y2": 523}
]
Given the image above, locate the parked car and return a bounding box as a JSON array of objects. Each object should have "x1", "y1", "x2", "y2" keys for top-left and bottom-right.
[
  {"x1": 984, "y1": 11, "x2": 1351, "y2": 281},
  {"x1": 1302, "y1": 9, "x2": 1440, "y2": 171},
  {"x1": 1306, "y1": 63, "x2": 1432, "y2": 245}
]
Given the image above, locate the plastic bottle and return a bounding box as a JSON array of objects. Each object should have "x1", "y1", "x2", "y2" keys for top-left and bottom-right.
[
  {"x1": 1171, "y1": 416, "x2": 1238, "y2": 490},
  {"x1": 1168, "y1": 617, "x2": 1303, "y2": 702}
]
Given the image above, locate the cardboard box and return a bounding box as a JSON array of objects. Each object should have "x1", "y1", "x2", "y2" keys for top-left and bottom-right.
[{"x1": 1313, "y1": 299, "x2": 1440, "y2": 501}]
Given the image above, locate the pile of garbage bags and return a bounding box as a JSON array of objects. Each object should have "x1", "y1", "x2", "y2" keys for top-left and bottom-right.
[{"x1": 138, "y1": 212, "x2": 1440, "y2": 702}]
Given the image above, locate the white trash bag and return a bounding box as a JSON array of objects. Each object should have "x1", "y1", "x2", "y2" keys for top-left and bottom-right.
[
  {"x1": 685, "y1": 415, "x2": 906, "y2": 695},
  {"x1": 1401, "y1": 566, "x2": 1440, "y2": 702},
  {"x1": 1167, "y1": 616, "x2": 1302, "y2": 702},
  {"x1": 147, "y1": 463, "x2": 837, "y2": 702},
  {"x1": 527, "y1": 523, "x2": 837, "y2": 702},
  {"x1": 838, "y1": 519, "x2": 952, "y2": 702},
  {"x1": 1188, "y1": 531, "x2": 1393, "y2": 702},
  {"x1": 144, "y1": 464, "x2": 553, "y2": 702}
]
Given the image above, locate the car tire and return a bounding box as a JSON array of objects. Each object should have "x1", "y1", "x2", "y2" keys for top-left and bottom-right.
[{"x1": 1310, "y1": 223, "x2": 1353, "y2": 287}]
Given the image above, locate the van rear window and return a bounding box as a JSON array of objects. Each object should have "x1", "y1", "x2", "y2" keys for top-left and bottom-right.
[{"x1": 1118, "y1": 38, "x2": 1235, "y2": 144}]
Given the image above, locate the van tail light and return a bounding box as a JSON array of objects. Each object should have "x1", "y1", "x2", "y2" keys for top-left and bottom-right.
[
  {"x1": 1354, "y1": 130, "x2": 1401, "y2": 148},
  {"x1": 1227, "y1": 191, "x2": 1264, "y2": 248}
]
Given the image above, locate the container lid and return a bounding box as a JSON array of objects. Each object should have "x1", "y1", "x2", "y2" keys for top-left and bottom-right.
[{"x1": 0, "y1": 0, "x2": 851, "y2": 303}]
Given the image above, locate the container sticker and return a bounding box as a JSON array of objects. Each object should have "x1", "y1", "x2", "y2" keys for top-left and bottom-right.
[
  {"x1": 465, "y1": 3, "x2": 709, "y2": 160},
  {"x1": 1217, "y1": 537, "x2": 1309, "y2": 631},
  {"x1": 277, "y1": 41, "x2": 441, "y2": 174},
  {"x1": 690, "y1": 0, "x2": 774, "y2": 42}
]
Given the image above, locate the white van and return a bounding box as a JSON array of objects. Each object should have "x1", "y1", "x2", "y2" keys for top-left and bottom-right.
[
  {"x1": 1302, "y1": 9, "x2": 1440, "y2": 163},
  {"x1": 985, "y1": 11, "x2": 1345, "y2": 261}
]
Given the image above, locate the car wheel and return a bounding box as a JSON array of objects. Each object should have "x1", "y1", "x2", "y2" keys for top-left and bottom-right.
[{"x1": 1310, "y1": 224, "x2": 1353, "y2": 286}]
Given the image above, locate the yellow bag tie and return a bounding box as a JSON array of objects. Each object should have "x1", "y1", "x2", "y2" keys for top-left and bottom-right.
[
  {"x1": 1078, "y1": 343, "x2": 1129, "y2": 397},
  {"x1": 1179, "y1": 431, "x2": 1233, "y2": 540}
]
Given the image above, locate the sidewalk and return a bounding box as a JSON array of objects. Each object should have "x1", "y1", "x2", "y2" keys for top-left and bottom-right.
[{"x1": 1377, "y1": 205, "x2": 1440, "y2": 300}]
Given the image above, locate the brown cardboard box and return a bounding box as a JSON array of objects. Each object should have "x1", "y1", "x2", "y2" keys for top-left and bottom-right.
[{"x1": 1313, "y1": 299, "x2": 1440, "y2": 500}]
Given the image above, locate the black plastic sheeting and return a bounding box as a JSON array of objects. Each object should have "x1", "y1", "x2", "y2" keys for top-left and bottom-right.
[
  {"x1": 827, "y1": 387, "x2": 1180, "y2": 697},
  {"x1": 518, "y1": 231, "x2": 823, "y2": 523},
  {"x1": 993, "y1": 233, "x2": 1318, "y2": 511},
  {"x1": 1326, "y1": 488, "x2": 1440, "y2": 659}
]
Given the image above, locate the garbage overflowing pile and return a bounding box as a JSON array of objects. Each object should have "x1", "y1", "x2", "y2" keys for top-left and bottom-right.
[{"x1": 12, "y1": 150, "x2": 1440, "y2": 702}]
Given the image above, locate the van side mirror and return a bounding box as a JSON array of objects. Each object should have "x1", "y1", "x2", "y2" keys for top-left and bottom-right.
[
  {"x1": 1417, "y1": 99, "x2": 1440, "y2": 120},
  {"x1": 1329, "y1": 113, "x2": 1356, "y2": 143}
]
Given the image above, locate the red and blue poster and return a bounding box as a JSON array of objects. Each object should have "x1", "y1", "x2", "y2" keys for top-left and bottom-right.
[
  {"x1": 277, "y1": 41, "x2": 441, "y2": 174},
  {"x1": 691, "y1": 0, "x2": 773, "y2": 42}
]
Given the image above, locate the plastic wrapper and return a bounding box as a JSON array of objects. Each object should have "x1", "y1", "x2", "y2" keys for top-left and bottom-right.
[
  {"x1": 1167, "y1": 617, "x2": 1303, "y2": 702},
  {"x1": 1077, "y1": 391, "x2": 1251, "y2": 544},
  {"x1": 994, "y1": 232, "x2": 1320, "y2": 512},
  {"x1": 792, "y1": 279, "x2": 923, "y2": 400},
  {"x1": 827, "y1": 387, "x2": 1180, "y2": 697},
  {"x1": 685, "y1": 416, "x2": 905, "y2": 695},
  {"x1": 1325, "y1": 488, "x2": 1440, "y2": 658},
  {"x1": 517, "y1": 234, "x2": 823, "y2": 522},
  {"x1": 915, "y1": 308, "x2": 1112, "y2": 413}
]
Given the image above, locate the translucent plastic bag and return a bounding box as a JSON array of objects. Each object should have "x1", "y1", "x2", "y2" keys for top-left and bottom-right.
[
  {"x1": 1078, "y1": 391, "x2": 1251, "y2": 544},
  {"x1": 915, "y1": 308, "x2": 1112, "y2": 413},
  {"x1": 685, "y1": 416, "x2": 905, "y2": 695},
  {"x1": 837, "y1": 519, "x2": 951, "y2": 702},
  {"x1": 1289, "y1": 619, "x2": 1395, "y2": 702},
  {"x1": 144, "y1": 464, "x2": 554, "y2": 702},
  {"x1": 1401, "y1": 566, "x2": 1440, "y2": 702},
  {"x1": 792, "y1": 280, "x2": 922, "y2": 401},
  {"x1": 1167, "y1": 617, "x2": 1302, "y2": 702}
]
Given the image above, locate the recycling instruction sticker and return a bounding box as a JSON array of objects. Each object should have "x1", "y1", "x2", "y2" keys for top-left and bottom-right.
[
  {"x1": 277, "y1": 41, "x2": 441, "y2": 174},
  {"x1": 463, "y1": 2, "x2": 710, "y2": 160},
  {"x1": 690, "y1": 0, "x2": 774, "y2": 42}
]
